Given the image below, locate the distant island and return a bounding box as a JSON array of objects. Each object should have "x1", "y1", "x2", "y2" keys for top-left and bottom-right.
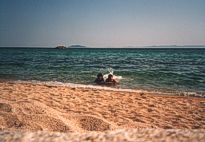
[
  {"x1": 55, "y1": 45, "x2": 87, "y2": 49},
  {"x1": 68, "y1": 45, "x2": 87, "y2": 48}
]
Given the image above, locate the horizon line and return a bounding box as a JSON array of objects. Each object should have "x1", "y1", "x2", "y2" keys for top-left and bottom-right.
[{"x1": 1, "y1": 44, "x2": 205, "y2": 48}]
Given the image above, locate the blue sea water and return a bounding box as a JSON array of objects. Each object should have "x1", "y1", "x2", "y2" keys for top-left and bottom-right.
[{"x1": 0, "y1": 47, "x2": 205, "y2": 96}]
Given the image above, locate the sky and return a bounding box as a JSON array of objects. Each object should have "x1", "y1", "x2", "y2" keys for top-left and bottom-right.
[{"x1": 0, "y1": 0, "x2": 205, "y2": 47}]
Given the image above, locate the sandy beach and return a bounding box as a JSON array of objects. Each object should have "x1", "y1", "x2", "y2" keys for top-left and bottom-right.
[{"x1": 0, "y1": 81, "x2": 205, "y2": 141}]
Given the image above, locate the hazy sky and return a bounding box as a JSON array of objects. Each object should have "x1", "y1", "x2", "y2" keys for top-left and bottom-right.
[{"x1": 0, "y1": 0, "x2": 205, "y2": 47}]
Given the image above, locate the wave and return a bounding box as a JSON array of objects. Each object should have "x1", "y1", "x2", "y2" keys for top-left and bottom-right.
[
  {"x1": 7, "y1": 80, "x2": 205, "y2": 98},
  {"x1": 13, "y1": 80, "x2": 141, "y2": 93}
]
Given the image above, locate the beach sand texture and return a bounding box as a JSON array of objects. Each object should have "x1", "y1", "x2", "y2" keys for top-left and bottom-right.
[
  {"x1": 0, "y1": 82, "x2": 205, "y2": 141},
  {"x1": 1, "y1": 129, "x2": 205, "y2": 142}
]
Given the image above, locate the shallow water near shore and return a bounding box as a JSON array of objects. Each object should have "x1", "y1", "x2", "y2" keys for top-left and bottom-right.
[{"x1": 0, "y1": 47, "x2": 205, "y2": 96}]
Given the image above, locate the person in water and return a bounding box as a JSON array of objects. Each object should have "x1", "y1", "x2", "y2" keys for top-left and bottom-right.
[
  {"x1": 94, "y1": 73, "x2": 105, "y2": 85},
  {"x1": 105, "y1": 74, "x2": 117, "y2": 85}
]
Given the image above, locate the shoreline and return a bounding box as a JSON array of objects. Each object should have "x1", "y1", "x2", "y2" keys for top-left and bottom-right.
[{"x1": 1, "y1": 79, "x2": 204, "y2": 98}]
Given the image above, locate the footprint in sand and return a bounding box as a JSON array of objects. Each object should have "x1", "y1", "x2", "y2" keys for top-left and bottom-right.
[
  {"x1": 0, "y1": 103, "x2": 12, "y2": 112},
  {"x1": 15, "y1": 101, "x2": 45, "y2": 115},
  {"x1": 21, "y1": 115, "x2": 71, "y2": 132},
  {"x1": 1, "y1": 113, "x2": 71, "y2": 132},
  {"x1": 73, "y1": 115, "x2": 117, "y2": 131},
  {"x1": 1, "y1": 113, "x2": 22, "y2": 129}
]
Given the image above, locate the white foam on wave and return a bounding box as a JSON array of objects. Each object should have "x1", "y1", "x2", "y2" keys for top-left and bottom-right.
[
  {"x1": 103, "y1": 74, "x2": 123, "y2": 80},
  {"x1": 103, "y1": 68, "x2": 123, "y2": 81},
  {"x1": 13, "y1": 80, "x2": 143, "y2": 93}
]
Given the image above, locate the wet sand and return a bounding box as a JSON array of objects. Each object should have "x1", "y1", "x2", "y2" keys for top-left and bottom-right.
[{"x1": 0, "y1": 81, "x2": 205, "y2": 141}]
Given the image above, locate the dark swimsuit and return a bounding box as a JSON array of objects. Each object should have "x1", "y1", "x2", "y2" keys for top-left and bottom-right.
[{"x1": 95, "y1": 78, "x2": 105, "y2": 85}]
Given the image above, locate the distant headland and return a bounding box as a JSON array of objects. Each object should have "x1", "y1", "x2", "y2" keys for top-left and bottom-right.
[
  {"x1": 55, "y1": 45, "x2": 87, "y2": 49},
  {"x1": 68, "y1": 45, "x2": 87, "y2": 48}
]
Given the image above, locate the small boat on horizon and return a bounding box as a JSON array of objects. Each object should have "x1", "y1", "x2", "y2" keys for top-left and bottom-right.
[{"x1": 55, "y1": 45, "x2": 66, "y2": 49}]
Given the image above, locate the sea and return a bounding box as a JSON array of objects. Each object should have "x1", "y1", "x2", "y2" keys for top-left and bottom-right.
[{"x1": 0, "y1": 47, "x2": 205, "y2": 97}]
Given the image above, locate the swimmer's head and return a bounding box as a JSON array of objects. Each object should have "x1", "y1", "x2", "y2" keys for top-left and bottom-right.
[
  {"x1": 97, "y1": 73, "x2": 103, "y2": 79},
  {"x1": 108, "y1": 74, "x2": 113, "y2": 79}
]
